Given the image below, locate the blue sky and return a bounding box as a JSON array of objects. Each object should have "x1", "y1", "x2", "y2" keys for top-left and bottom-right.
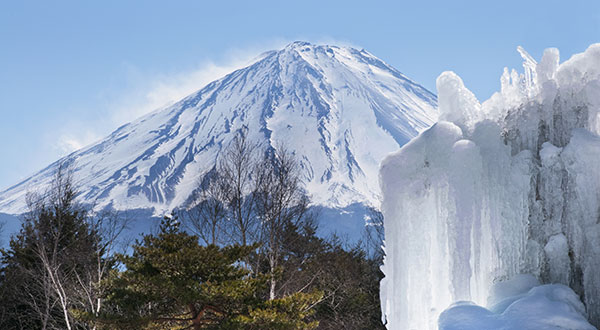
[{"x1": 0, "y1": 0, "x2": 598, "y2": 190}]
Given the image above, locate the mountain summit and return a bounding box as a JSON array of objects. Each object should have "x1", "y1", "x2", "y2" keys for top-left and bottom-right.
[{"x1": 0, "y1": 42, "x2": 437, "y2": 215}]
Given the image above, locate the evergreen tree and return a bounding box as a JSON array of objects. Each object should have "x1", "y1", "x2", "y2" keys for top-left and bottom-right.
[
  {"x1": 274, "y1": 221, "x2": 386, "y2": 330},
  {"x1": 96, "y1": 215, "x2": 321, "y2": 330},
  {"x1": 182, "y1": 135, "x2": 386, "y2": 329},
  {"x1": 0, "y1": 164, "x2": 116, "y2": 330}
]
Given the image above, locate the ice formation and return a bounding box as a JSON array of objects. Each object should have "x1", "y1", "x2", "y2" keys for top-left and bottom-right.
[
  {"x1": 380, "y1": 44, "x2": 600, "y2": 329},
  {"x1": 439, "y1": 275, "x2": 595, "y2": 330}
]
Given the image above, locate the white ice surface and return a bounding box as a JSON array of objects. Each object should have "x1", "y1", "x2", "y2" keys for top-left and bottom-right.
[
  {"x1": 439, "y1": 275, "x2": 594, "y2": 330},
  {"x1": 381, "y1": 44, "x2": 600, "y2": 329}
]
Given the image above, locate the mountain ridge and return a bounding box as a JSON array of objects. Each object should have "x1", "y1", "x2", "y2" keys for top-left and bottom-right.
[{"x1": 0, "y1": 41, "x2": 438, "y2": 215}]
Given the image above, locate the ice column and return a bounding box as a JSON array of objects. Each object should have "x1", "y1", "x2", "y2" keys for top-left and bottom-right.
[{"x1": 381, "y1": 44, "x2": 600, "y2": 329}]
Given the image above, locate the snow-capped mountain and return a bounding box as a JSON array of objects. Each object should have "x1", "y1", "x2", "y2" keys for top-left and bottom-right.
[{"x1": 0, "y1": 41, "x2": 437, "y2": 215}]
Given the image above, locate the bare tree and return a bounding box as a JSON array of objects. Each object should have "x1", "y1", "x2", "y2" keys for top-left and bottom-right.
[
  {"x1": 0, "y1": 163, "x2": 125, "y2": 330},
  {"x1": 183, "y1": 172, "x2": 229, "y2": 245},
  {"x1": 183, "y1": 130, "x2": 261, "y2": 247},
  {"x1": 254, "y1": 147, "x2": 311, "y2": 300},
  {"x1": 25, "y1": 163, "x2": 82, "y2": 330},
  {"x1": 73, "y1": 209, "x2": 127, "y2": 330},
  {"x1": 218, "y1": 131, "x2": 261, "y2": 246},
  {"x1": 363, "y1": 206, "x2": 385, "y2": 261},
  {"x1": 182, "y1": 134, "x2": 313, "y2": 301}
]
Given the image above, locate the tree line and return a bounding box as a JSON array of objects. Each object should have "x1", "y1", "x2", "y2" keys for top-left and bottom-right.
[{"x1": 0, "y1": 132, "x2": 385, "y2": 329}]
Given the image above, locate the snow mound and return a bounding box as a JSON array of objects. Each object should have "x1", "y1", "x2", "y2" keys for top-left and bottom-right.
[
  {"x1": 439, "y1": 275, "x2": 595, "y2": 330},
  {"x1": 380, "y1": 43, "x2": 600, "y2": 329}
]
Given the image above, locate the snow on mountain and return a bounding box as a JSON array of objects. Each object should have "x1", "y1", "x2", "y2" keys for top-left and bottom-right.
[
  {"x1": 380, "y1": 44, "x2": 600, "y2": 329},
  {"x1": 0, "y1": 41, "x2": 437, "y2": 215}
]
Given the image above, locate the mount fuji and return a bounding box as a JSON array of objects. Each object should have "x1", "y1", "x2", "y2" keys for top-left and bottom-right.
[{"x1": 0, "y1": 41, "x2": 437, "y2": 232}]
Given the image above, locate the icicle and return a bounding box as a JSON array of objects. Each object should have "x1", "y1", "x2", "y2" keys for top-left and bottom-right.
[{"x1": 517, "y1": 46, "x2": 538, "y2": 97}]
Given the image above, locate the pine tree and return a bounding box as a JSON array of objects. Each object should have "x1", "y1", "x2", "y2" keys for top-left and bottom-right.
[
  {"x1": 96, "y1": 215, "x2": 321, "y2": 330},
  {"x1": 0, "y1": 164, "x2": 117, "y2": 330},
  {"x1": 274, "y1": 221, "x2": 386, "y2": 330}
]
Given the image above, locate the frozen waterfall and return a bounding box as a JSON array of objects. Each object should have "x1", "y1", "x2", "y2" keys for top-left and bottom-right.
[{"x1": 380, "y1": 44, "x2": 600, "y2": 329}]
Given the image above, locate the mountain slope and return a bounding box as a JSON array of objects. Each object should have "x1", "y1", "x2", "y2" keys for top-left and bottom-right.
[{"x1": 0, "y1": 41, "x2": 437, "y2": 215}]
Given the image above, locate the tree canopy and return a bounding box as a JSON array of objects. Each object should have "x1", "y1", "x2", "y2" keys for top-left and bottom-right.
[{"x1": 96, "y1": 216, "x2": 321, "y2": 330}]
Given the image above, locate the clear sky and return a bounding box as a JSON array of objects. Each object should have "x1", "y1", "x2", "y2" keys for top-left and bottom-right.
[{"x1": 0, "y1": 0, "x2": 599, "y2": 190}]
